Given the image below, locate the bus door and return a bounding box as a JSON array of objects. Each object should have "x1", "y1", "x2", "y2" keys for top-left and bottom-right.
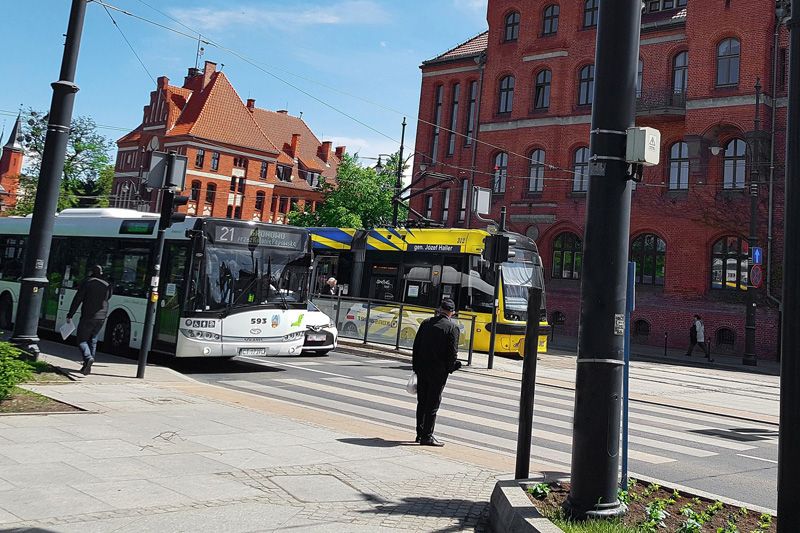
[
  {"x1": 312, "y1": 254, "x2": 338, "y2": 295},
  {"x1": 402, "y1": 264, "x2": 435, "y2": 307},
  {"x1": 40, "y1": 239, "x2": 67, "y2": 329},
  {"x1": 368, "y1": 264, "x2": 398, "y2": 301},
  {"x1": 155, "y1": 243, "x2": 189, "y2": 350}
]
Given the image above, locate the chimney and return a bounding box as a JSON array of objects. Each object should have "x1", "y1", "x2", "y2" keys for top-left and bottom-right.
[
  {"x1": 183, "y1": 67, "x2": 201, "y2": 88},
  {"x1": 157, "y1": 76, "x2": 169, "y2": 89},
  {"x1": 290, "y1": 134, "x2": 301, "y2": 158},
  {"x1": 335, "y1": 146, "x2": 346, "y2": 160},
  {"x1": 318, "y1": 141, "x2": 332, "y2": 163},
  {"x1": 246, "y1": 98, "x2": 256, "y2": 111},
  {"x1": 202, "y1": 61, "x2": 217, "y2": 89}
]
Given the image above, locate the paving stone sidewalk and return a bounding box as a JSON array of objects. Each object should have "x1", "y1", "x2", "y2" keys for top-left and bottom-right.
[{"x1": 0, "y1": 343, "x2": 500, "y2": 532}]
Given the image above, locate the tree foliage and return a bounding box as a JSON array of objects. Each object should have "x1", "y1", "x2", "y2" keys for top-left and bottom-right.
[
  {"x1": 9, "y1": 109, "x2": 114, "y2": 215},
  {"x1": 288, "y1": 152, "x2": 408, "y2": 228}
]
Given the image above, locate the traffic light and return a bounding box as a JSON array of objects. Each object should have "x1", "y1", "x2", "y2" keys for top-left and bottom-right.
[
  {"x1": 159, "y1": 189, "x2": 189, "y2": 230},
  {"x1": 482, "y1": 234, "x2": 517, "y2": 263}
]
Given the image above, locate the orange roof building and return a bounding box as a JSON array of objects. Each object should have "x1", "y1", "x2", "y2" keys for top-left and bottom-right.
[{"x1": 112, "y1": 61, "x2": 345, "y2": 223}]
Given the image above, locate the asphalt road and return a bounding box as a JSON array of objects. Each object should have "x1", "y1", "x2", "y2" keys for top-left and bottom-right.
[{"x1": 172, "y1": 349, "x2": 778, "y2": 510}]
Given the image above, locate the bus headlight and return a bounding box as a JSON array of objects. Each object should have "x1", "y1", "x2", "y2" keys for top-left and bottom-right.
[
  {"x1": 180, "y1": 329, "x2": 221, "y2": 341},
  {"x1": 283, "y1": 331, "x2": 304, "y2": 341}
]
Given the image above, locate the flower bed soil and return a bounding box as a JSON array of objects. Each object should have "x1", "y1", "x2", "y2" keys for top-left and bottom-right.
[
  {"x1": 0, "y1": 387, "x2": 80, "y2": 414},
  {"x1": 527, "y1": 480, "x2": 775, "y2": 532}
]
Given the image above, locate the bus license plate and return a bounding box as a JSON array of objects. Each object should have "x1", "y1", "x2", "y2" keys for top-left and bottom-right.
[
  {"x1": 307, "y1": 333, "x2": 326, "y2": 342},
  {"x1": 239, "y1": 348, "x2": 268, "y2": 356}
]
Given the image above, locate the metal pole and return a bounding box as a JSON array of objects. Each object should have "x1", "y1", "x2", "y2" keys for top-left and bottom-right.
[
  {"x1": 564, "y1": 0, "x2": 641, "y2": 520},
  {"x1": 11, "y1": 0, "x2": 88, "y2": 356},
  {"x1": 467, "y1": 315, "x2": 475, "y2": 367},
  {"x1": 487, "y1": 207, "x2": 507, "y2": 369},
  {"x1": 515, "y1": 286, "x2": 542, "y2": 480},
  {"x1": 363, "y1": 302, "x2": 372, "y2": 344},
  {"x1": 778, "y1": 4, "x2": 800, "y2": 530},
  {"x1": 621, "y1": 262, "x2": 635, "y2": 490},
  {"x1": 466, "y1": 52, "x2": 486, "y2": 229},
  {"x1": 743, "y1": 79, "x2": 762, "y2": 367},
  {"x1": 395, "y1": 303, "x2": 404, "y2": 350},
  {"x1": 392, "y1": 118, "x2": 407, "y2": 226}
]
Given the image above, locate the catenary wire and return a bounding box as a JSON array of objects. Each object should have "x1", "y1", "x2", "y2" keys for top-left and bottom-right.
[{"x1": 100, "y1": 2, "x2": 156, "y2": 84}]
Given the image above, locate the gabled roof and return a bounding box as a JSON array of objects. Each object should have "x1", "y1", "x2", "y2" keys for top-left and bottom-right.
[
  {"x1": 423, "y1": 31, "x2": 488, "y2": 66},
  {"x1": 3, "y1": 114, "x2": 23, "y2": 152},
  {"x1": 165, "y1": 72, "x2": 280, "y2": 155}
]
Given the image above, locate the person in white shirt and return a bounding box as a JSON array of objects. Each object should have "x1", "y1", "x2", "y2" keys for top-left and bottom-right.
[{"x1": 685, "y1": 314, "x2": 713, "y2": 362}]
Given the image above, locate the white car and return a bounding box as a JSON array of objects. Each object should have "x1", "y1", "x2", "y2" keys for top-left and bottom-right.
[{"x1": 302, "y1": 301, "x2": 338, "y2": 355}]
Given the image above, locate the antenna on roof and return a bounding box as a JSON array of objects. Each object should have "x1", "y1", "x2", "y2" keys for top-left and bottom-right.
[
  {"x1": 194, "y1": 33, "x2": 204, "y2": 70},
  {"x1": 299, "y1": 111, "x2": 303, "y2": 119},
  {"x1": 219, "y1": 63, "x2": 224, "y2": 71}
]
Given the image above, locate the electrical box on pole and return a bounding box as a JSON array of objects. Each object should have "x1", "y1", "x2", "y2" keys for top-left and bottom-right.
[{"x1": 625, "y1": 127, "x2": 661, "y2": 166}]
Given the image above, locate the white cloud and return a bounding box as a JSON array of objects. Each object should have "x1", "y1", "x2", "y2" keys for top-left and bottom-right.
[{"x1": 171, "y1": 1, "x2": 389, "y2": 32}]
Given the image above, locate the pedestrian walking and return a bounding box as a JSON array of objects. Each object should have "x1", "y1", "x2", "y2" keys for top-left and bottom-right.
[
  {"x1": 320, "y1": 277, "x2": 338, "y2": 296},
  {"x1": 685, "y1": 313, "x2": 713, "y2": 362},
  {"x1": 66, "y1": 265, "x2": 113, "y2": 375},
  {"x1": 411, "y1": 297, "x2": 462, "y2": 447}
]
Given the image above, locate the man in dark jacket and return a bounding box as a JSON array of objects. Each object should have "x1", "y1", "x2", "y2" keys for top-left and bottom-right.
[
  {"x1": 67, "y1": 265, "x2": 113, "y2": 375},
  {"x1": 412, "y1": 297, "x2": 461, "y2": 447}
]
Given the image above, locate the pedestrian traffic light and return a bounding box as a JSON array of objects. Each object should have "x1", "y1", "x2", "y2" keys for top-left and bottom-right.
[
  {"x1": 159, "y1": 190, "x2": 190, "y2": 230},
  {"x1": 482, "y1": 234, "x2": 516, "y2": 263},
  {"x1": 482, "y1": 234, "x2": 497, "y2": 262}
]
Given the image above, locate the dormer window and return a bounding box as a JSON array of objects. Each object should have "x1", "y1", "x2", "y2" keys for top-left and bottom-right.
[{"x1": 276, "y1": 165, "x2": 292, "y2": 182}]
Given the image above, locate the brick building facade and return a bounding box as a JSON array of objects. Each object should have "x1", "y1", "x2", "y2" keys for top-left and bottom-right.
[
  {"x1": 410, "y1": 1, "x2": 790, "y2": 360},
  {"x1": 112, "y1": 61, "x2": 345, "y2": 223}
]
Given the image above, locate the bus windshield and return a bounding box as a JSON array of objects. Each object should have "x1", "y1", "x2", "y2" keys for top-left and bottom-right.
[
  {"x1": 199, "y1": 244, "x2": 310, "y2": 312},
  {"x1": 502, "y1": 262, "x2": 545, "y2": 316}
]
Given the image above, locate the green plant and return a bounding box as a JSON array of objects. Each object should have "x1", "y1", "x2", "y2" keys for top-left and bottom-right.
[
  {"x1": 677, "y1": 518, "x2": 702, "y2": 533},
  {"x1": 641, "y1": 483, "x2": 661, "y2": 498},
  {"x1": 0, "y1": 342, "x2": 33, "y2": 400},
  {"x1": 717, "y1": 517, "x2": 739, "y2": 533},
  {"x1": 758, "y1": 513, "x2": 773, "y2": 530},
  {"x1": 527, "y1": 482, "x2": 551, "y2": 500},
  {"x1": 618, "y1": 488, "x2": 630, "y2": 505}
]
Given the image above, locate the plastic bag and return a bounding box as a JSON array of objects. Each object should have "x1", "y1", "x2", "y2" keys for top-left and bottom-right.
[
  {"x1": 405, "y1": 372, "x2": 417, "y2": 395},
  {"x1": 60, "y1": 320, "x2": 75, "y2": 340}
]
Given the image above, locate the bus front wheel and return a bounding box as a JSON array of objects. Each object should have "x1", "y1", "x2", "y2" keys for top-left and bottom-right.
[
  {"x1": 0, "y1": 294, "x2": 12, "y2": 331},
  {"x1": 104, "y1": 313, "x2": 131, "y2": 356}
]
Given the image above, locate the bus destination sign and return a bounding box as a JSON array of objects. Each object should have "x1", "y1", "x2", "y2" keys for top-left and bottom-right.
[
  {"x1": 409, "y1": 244, "x2": 461, "y2": 253},
  {"x1": 119, "y1": 219, "x2": 156, "y2": 235},
  {"x1": 212, "y1": 225, "x2": 304, "y2": 250}
]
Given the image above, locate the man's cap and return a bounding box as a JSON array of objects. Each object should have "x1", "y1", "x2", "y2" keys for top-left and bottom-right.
[
  {"x1": 90, "y1": 265, "x2": 103, "y2": 276},
  {"x1": 440, "y1": 297, "x2": 456, "y2": 312}
]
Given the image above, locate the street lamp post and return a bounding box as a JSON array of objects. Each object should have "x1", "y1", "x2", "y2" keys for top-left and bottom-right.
[{"x1": 743, "y1": 79, "x2": 762, "y2": 367}]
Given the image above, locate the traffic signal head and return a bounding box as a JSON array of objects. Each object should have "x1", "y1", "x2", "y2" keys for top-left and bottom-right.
[
  {"x1": 159, "y1": 190, "x2": 190, "y2": 230},
  {"x1": 482, "y1": 234, "x2": 515, "y2": 263}
]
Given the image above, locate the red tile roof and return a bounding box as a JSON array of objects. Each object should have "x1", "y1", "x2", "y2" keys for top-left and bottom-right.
[{"x1": 424, "y1": 31, "x2": 488, "y2": 65}]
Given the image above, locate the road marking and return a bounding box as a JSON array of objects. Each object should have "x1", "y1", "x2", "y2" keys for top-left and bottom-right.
[{"x1": 736, "y1": 454, "x2": 778, "y2": 464}]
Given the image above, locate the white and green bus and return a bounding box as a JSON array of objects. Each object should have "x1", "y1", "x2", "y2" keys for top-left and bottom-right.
[{"x1": 0, "y1": 209, "x2": 337, "y2": 357}]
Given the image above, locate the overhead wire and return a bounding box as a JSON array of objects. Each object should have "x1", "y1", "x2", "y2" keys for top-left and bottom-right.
[{"x1": 100, "y1": 2, "x2": 156, "y2": 84}]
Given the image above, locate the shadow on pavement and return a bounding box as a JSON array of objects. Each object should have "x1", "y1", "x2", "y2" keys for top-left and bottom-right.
[
  {"x1": 168, "y1": 357, "x2": 286, "y2": 375},
  {"x1": 338, "y1": 437, "x2": 417, "y2": 448},
  {"x1": 357, "y1": 496, "x2": 489, "y2": 533}
]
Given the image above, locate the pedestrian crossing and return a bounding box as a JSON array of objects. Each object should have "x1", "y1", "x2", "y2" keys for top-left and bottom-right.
[{"x1": 225, "y1": 356, "x2": 778, "y2": 472}]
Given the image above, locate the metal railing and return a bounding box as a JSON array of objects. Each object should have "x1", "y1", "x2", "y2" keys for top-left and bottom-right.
[
  {"x1": 311, "y1": 292, "x2": 477, "y2": 365},
  {"x1": 636, "y1": 87, "x2": 687, "y2": 114}
]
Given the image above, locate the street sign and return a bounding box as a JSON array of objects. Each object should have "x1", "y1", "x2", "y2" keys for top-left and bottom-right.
[
  {"x1": 145, "y1": 151, "x2": 188, "y2": 190},
  {"x1": 752, "y1": 246, "x2": 763, "y2": 265},
  {"x1": 750, "y1": 264, "x2": 763, "y2": 288}
]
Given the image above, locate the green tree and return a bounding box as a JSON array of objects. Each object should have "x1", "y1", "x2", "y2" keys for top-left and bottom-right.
[
  {"x1": 9, "y1": 109, "x2": 114, "y2": 215},
  {"x1": 288, "y1": 152, "x2": 408, "y2": 228}
]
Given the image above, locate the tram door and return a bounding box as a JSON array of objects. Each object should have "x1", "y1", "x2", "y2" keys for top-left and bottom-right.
[{"x1": 369, "y1": 265, "x2": 398, "y2": 301}]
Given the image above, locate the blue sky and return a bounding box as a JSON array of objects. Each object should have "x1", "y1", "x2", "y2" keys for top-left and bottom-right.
[{"x1": 1, "y1": 0, "x2": 488, "y2": 163}]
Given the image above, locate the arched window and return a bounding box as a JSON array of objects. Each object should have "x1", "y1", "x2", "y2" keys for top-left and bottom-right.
[
  {"x1": 205, "y1": 183, "x2": 216, "y2": 204},
  {"x1": 190, "y1": 180, "x2": 201, "y2": 202},
  {"x1": 578, "y1": 65, "x2": 594, "y2": 105},
  {"x1": 493, "y1": 152, "x2": 508, "y2": 193},
  {"x1": 573, "y1": 147, "x2": 590, "y2": 192},
  {"x1": 633, "y1": 319, "x2": 651, "y2": 339},
  {"x1": 552, "y1": 232, "x2": 582, "y2": 280},
  {"x1": 498, "y1": 75, "x2": 515, "y2": 114},
  {"x1": 543, "y1": 5, "x2": 559, "y2": 35},
  {"x1": 723, "y1": 138, "x2": 746, "y2": 189},
  {"x1": 255, "y1": 191, "x2": 265, "y2": 212},
  {"x1": 636, "y1": 59, "x2": 643, "y2": 98},
  {"x1": 717, "y1": 38, "x2": 740, "y2": 87},
  {"x1": 504, "y1": 11, "x2": 520, "y2": 42},
  {"x1": 528, "y1": 149, "x2": 545, "y2": 193},
  {"x1": 584, "y1": 0, "x2": 599, "y2": 27},
  {"x1": 668, "y1": 141, "x2": 689, "y2": 190},
  {"x1": 711, "y1": 236, "x2": 748, "y2": 291},
  {"x1": 672, "y1": 51, "x2": 688, "y2": 95},
  {"x1": 716, "y1": 328, "x2": 736, "y2": 348},
  {"x1": 631, "y1": 233, "x2": 666, "y2": 286},
  {"x1": 534, "y1": 69, "x2": 551, "y2": 110}
]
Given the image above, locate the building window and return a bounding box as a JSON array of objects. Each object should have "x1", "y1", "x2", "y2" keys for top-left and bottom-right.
[
  {"x1": 631, "y1": 233, "x2": 666, "y2": 286},
  {"x1": 229, "y1": 176, "x2": 236, "y2": 192},
  {"x1": 276, "y1": 165, "x2": 291, "y2": 182},
  {"x1": 195, "y1": 149, "x2": 205, "y2": 168},
  {"x1": 447, "y1": 83, "x2": 460, "y2": 156},
  {"x1": 672, "y1": 51, "x2": 688, "y2": 96},
  {"x1": 190, "y1": 180, "x2": 201, "y2": 201},
  {"x1": 255, "y1": 191, "x2": 265, "y2": 212},
  {"x1": 583, "y1": 0, "x2": 599, "y2": 28},
  {"x1": 552, "y1": 232, "x2": 582, "y2": 280},
  {"x1": 633, "y1": 319, "x2": 651, "y2": 338},
  {"x1": 458, "y1": 179, "x2": 468, "y2": 222},
  {"x1": 711, "y1": 236, "x2": 748, "y2": 291},
  {"x1": 205, "y1": 183, "x2": 216, "y2": 204},
  {"x1": 668, "y1": 141, "x2": 689, "y2": 190},
  {"x1": 233, "y1": 157, "x2": 247, "y2": 169},
  {"x1": 504, "y1": 11, "x2": 520, "y2": 42},
  {"x1": 464, "y1": 81, "x2": 478, "y2": 146},
  {"x1": 431, "y1": 85, "x2": 444, "y2": 162},
  {"x1": 226, "y1": 205, "x2": 233, "y2": 218},
  {"x1": 234, "y1": 206, "x2": 242, "y2": 219},
  {"x1": 716, "y1": 38, "x2": 740, "y2": 87},
  {"x1": 534, "y1": 69, "x2": 551, "y2": 110},
  {"x1": 716, "y1": 327, "x2": 736, "y2": 348},
  {"x1": 425, "y1": 194, "x2": 433, "y2": 219},
  {"x1": 498, "y1": 75, "x2": 515, "y2": 114},
  {"x1": 779, "y1": 47, "x2": 788, "y2": 91},
  {"x1": 260, "y1": 161, "x2": 268, "y2": 179},
  {"x1": 723, "y1": 138, "x2": 746, "y2": 189},
  {"x1": 636, "y1": 59, "x2": 643, "y2": 98},
  {"x1": 210, "y1": 151, "x2": 220, "y2": 171},
  {"x1": 578, "y1": 65, "x2": 594, "y2": 106},
  {"x1": 493, "y1": 152, "x2": 508, "y2": 193},
  {"x1": 528, "y1": 149, "x2": 545, "y2": 193},
  {"x1": 442, "y1": 188, "x2": 451, "y2": 222},
  {"x1": 573, "y1": 147, "x2": 590, "y2": 192},
  {"x1": 542, "y1": 4, "x2": 559, "y2": 35},
  {"x1": 237, "y1": 177, "x2": 245, "y2": 194}
]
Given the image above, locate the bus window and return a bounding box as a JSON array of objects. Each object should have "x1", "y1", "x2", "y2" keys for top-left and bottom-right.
[
  {"x1": 111, "y1": 246, "x2": 151, "y2": 298},
  {"x1": 0, "y1": 237, "x2": 25, "y2": 281}
]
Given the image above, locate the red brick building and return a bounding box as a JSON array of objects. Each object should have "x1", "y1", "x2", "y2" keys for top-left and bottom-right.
[
  {"x1": 410, "y1": 1, "x2": 790, "y2": 359},
  {"x1": 0, "y1": 114, "x2": 23, "y2": 212},
  {"x1": 112, "y1": 61, "x2": 345, "y2": 223}
]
